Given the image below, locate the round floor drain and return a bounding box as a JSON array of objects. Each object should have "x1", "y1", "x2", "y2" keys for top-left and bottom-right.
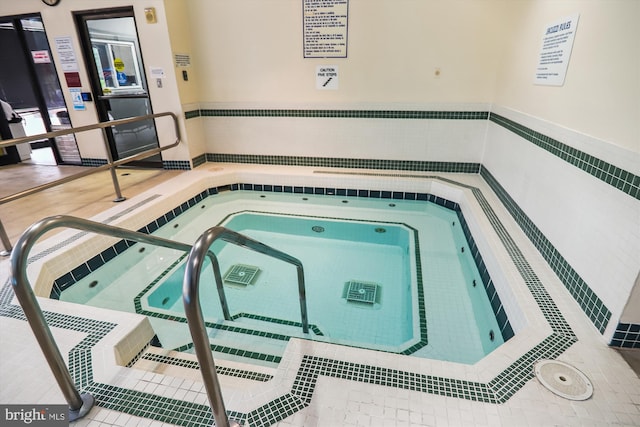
[{"x1": 534, "y1": 359, "x2": 593, "y2": 400}]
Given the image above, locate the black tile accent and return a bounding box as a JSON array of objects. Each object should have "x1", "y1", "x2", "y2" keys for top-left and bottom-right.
[
  {"x1": 2, "y1": 172, "x2": 591, "y2": 426},
  {"x1": 481, "y1": 167, "x2": 611, "y2": 334},
  {"x1": 490, "y1": 113, "x2": 639, "y2": 200}
]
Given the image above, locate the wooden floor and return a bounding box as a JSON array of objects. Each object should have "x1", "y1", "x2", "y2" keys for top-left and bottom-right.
[{"x1": 0, "y1": 161, "x2": 182, "y2": 246}]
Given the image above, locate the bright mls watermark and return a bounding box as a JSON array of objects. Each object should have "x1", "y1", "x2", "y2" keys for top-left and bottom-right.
[{"x1": 1, "y1": 405, "x2": 67, "y2": 426}]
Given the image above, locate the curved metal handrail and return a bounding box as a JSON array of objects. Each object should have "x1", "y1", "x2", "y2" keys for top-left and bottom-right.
[
  {"x1": 0, "y1": 111, "x2": 181, "y2": 255},
  {"x1": 9, "y1": 215, "x2": 232, "y2": 421},
  {"x1": 183, "y1": 226, "x2": 309, "y2": 427}
]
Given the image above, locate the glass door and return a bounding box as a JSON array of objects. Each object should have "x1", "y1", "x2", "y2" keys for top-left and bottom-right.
[
  {"x1": 0, "y1": 14, "x2": 80, "y2": 165},
  {"x1": 75, "y1": 8, "x2": 160, "y2": 167}
]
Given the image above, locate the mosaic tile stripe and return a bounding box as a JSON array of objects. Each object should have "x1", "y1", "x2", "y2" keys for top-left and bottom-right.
[
  {"x1": 246, "y1": 393, "x2": 307, "y2": 427},
  {"x1": 184, "y1": 110, "x2": 200, "y2": 120},
  {"x1": 192, "y1": 153, "x2": 207, "y2": 168},
  {"x1": 208, "y1": 153, "x2": 480, "y2": 173},
  {"x1": 197, "y1": 109, "x2": 488, "y2": 120},
  {"x1": 131, "y1": 208, "x2": 428, "y2": 359},
  {"x1": 611, "y1": 322, "x2": 640, "y2": 348},
  {"x1": 163, "y1": 160, "x2": 191, "y2": 170},
  {"x1": 80, "y1": 157, "x2": 108, "y2": 167},
  {"x1": 54, "y1": 185, "x2": 505, "y2": 358},
  {"x1": 0, "y1": 172, "x2": 584, "y2": 426},
  {"x1": 140, "y1": 352, "x2": 274, "y2": 382},
  {"x1": 490, "y1": 113, "x2": 640, "y2": 200},
  {"x1": 481, "y1": 167, "x2": 610, "y2": 334}
]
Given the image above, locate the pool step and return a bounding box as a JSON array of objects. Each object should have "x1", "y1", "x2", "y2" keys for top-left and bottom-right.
[
  {"x1": 205, "y1": 324, "x2": 289, "y2": 366},
  {"x1": 147, "y1": 312, "x2": 317, "y2": 367},
  {"x1": 131, "y1": 346, "x2": 278, "y2": 389}
]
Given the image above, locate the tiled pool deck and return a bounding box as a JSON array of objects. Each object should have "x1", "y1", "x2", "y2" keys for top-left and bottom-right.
[{"x1": 1, "y1": 164, "x2": 639, "y2": 426}]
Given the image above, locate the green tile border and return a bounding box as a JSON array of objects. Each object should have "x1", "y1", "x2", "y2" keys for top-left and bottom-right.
[
  {"x1": 186, "y1": 109, "x2": 488, "y2": 120},
  {"x1": 132, "y1": 208, "x2": 429, "y2": 359},
  {"x1": 0, "y1": 172, "x2": 581, "y2": 427},
  {"x1": 490, "y1": 113, "x2": 639, "y2": 200},
  {"x1": 140, "y1": 352, "x2": 274, "y2": 382},
  {"x1": 184, "y1": 108, "x2": 638, "y2": 201},
  {"x1": 480, "y1": 167, "x2": 611, "y2": 333},
  {"x1": 207, "y1": 153, "x2": 480, "y2": 173}
]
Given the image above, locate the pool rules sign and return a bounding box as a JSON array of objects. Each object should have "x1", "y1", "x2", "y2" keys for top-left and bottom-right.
[
  {"x1": 534, "y1": 13, "x2": 580, "y2": 86},
  {"x1": 303, "y1": 0, "x2": 348, "y2": 58}
]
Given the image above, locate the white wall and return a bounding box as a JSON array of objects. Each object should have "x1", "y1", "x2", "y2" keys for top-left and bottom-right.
[
  {"x1": 493, "y1": 0, "x2": 639, "y2": 152},
  {"x1": 184, "y1": 0, "x2": 510, "y2": 162},
  {"x1": 486, "y1": 0, "x2": 640, "y2": 339},
  {"x1": 185, "y1": 0, "x2": 509, "y2": 104}
]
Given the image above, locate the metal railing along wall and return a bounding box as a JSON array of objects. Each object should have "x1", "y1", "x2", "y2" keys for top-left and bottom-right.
[
  {"x1": 0, "y1": 112, "x2": 181, "y2": 256},
  {"x1": 183, "y1": 226, "x2": 309, "y2": 427}
]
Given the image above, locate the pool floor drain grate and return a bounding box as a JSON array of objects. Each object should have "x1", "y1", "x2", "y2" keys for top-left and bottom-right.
[
  {"x1": 534, "y1": 359, "x2": 593, "y2": 400},
  {"x1": 346, "y1": 280, "x2": 378, "y2": 304},
  {"x1": 223, "y1": 264, "x2": 260, "y2": 286}
]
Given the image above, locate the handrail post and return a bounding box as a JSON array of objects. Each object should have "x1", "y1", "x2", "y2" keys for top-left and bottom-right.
[
  {"x1": 296, "y1": 265, "x2": 309, "y2": 334},
  {"x1": 0, "y1": 219, "x2": 11, "y2": 256},
  {"x1": 184, "y1": 232, "x2": 241, "y2": 427},
  {"x1": 100, "y1": 127, "x2": 126, "y2": 202},
  {"x1": 183, "y1": 227, "x2": 309, "y2": 426},
  {"x1": 207, "y1": 253, "x2": 232, "y2": 320},
  {"x1": 10, "y1": 224, "x2": 94, "y2": 421}
]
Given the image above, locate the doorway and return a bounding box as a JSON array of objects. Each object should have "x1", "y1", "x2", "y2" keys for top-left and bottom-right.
[
  {"x1": 75, "y1": 7, "x2": 161, "y2": 168},
  {"x1": 0, "y1": 14, "x2": 81, "y2": 166}
]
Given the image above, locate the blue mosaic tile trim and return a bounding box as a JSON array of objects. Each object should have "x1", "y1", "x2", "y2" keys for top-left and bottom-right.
[
  {"x1": 481, "y1": 167, "x2": 610, "y2": 334},
  {"x1": 199, "y1": 109, "x2": 489, "y2": 120},
  {"x1": 207, "y1": 153, "x2": 481, "y2": 173},
  {"x1": 162, "y1": 159, "x2": 191, "y2": 170},
  {"x1": 80, "y1": 157, "x2": 108, "y2": 167},
  {"x1": 490, "y1": 113, "x2": 640, "y2": 200},
  {"x1": 611, "y1": 322, "x2": 640, "y2": 348}
]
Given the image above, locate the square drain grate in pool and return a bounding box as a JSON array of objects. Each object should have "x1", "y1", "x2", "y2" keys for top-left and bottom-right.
[
  {"x1": 346, "y1": 280, "x2": 378, "y2": 304},
  {"x1": 223, "y1": 264, "x2": 260, "y2": 286}
]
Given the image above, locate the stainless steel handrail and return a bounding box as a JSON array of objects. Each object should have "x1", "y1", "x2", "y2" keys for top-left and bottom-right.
[
  {"x1": 0, "y1": 111, "x2": 181, "y2": 255},
  {"x1": 183, "y1": 226, "x2": 309, "y2": 427},
  {"x1": 9, "y1": 215, "x2": 237, "y2": 421}
]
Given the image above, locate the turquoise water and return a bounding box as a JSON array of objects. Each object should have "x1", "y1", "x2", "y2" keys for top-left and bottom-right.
[
  {"x1": 146, "y1": 212, "x2": 414, "y2": 349},
  {"x1": 59, "y1": 190, "x2": 505, "y2": 364}
]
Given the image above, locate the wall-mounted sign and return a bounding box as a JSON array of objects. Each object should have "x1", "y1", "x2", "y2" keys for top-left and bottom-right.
[
  {"x1": 149, "y1": 66, "x2": 165, "y2": 79},
  {"x1": 64, "y1": 72, "x2": 81, "y2": 88},
  {"x1": 31, "y1": 50, "x2": 51, "y2": 64},
  {"x1": 316, "y1": 65, "x2": 339, "y2": 90},
  {"x1": 70, "y1": 88, "x2": 85, "y2": 111},
  {"x1": 54, "y1": 36, "x2": 79, "y2": 72},
  {"x1": 174, "y1": 53, "x2": 191, "y2": 67},
  {"x1": 303, "y1": 0, "x2": 348, "y2": 58},
  {"x1": 534, "y1": 13, "x2": 580, "y2": 86}
]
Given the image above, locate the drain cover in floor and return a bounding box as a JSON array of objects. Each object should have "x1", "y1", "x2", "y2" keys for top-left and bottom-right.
[
  {"x1": 534, "y1": 359, "x2": 593, "y2": 400},
  {"x1": 223, "y1": 264, "x2": 260, "y2": 286},
  {"x1": 346, "y1": 280, "x2": 378, "y2": 304}
]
